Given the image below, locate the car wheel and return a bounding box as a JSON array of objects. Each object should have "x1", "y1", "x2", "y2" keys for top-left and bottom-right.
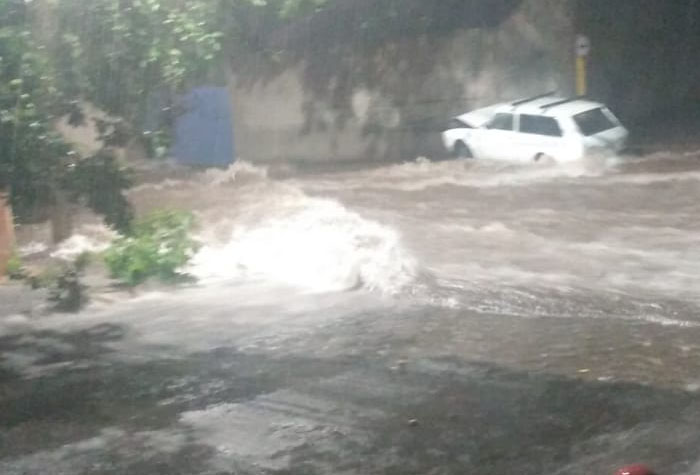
[{"x1": 454, "y1": 141, "x2": 473, "y2": 159}]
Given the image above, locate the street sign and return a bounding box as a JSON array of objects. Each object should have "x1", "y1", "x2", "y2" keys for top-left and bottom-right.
[{"x1": 576, "y1": 34, "x2": 591, "y2": 57}]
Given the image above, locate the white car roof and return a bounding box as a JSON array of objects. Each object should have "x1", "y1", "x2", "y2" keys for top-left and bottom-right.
[
  {"x1": 500, "y1": 96, "x2": 606, "y2": 116},
  {"x1": 456, "y1": 96, "x2": 607, "y2": 127}
]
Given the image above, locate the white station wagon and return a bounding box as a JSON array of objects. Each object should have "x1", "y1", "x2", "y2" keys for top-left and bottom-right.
[{"x1": 442, "y1": 94, "x2": 629, "y2": 163}]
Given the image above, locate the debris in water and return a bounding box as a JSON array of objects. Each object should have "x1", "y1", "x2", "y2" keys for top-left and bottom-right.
[{"x1": 615, "y1": 464, "x2": 658, "y2": 475}]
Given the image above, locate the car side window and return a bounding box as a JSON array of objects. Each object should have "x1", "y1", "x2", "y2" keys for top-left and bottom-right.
[
  {"x1": 519, "y1": 114, "x2": 563, "y2": 137},
  {"x1": 486, "y1": 113, "x2": 514, "y2": 131}
]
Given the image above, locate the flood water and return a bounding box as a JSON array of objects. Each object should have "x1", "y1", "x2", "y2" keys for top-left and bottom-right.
[
  {"x1": 5, "y1": 150, "x2": 700, "y2": 474},
  {"x1": 280, "y1": 152, "x2": 700, "y2": 384}
]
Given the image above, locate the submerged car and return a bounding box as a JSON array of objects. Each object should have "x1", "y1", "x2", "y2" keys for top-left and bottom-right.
[{"x1": 442, "y1": 93, "x2": 629, "y2": 162}]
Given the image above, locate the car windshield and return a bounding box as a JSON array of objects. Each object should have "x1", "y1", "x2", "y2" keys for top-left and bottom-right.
[{"x1": 574, "y1": 107, "x2": 617, "y2": 135}]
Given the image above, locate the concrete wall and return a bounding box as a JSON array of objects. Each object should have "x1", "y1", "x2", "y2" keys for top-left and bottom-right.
[
  {"x1": 575, "y1": 0, "x2": 700, "y2": 125},
  {"x1": 229, "y1": 0, "x2": 575, "y2": 163}
]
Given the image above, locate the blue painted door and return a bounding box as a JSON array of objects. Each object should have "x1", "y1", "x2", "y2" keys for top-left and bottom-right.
[{"x1": 172, "y1": 87, "x2": 235, "y2": 167}]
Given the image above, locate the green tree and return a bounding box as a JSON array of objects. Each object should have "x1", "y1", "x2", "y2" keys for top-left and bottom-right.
[
  {"x1": 1, "y1": 0, "x2": 326, "y2": 231},
  {"x1": 0, "y1": 0, "x2": 227, "y2": 229},
  {"x1": 52, "y1": 0, "x2": 227, "y2": 155},
  {"x1": 0, "y1": 0, "x2": 75, "y2": 220}
]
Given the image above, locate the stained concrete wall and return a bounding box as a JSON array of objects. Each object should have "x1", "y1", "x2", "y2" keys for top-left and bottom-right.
[
  {"x1": 576, "y1": 0, "x2": 700, "y2": 126},
  {"x1": 229, "y1": 0, "x2": 576, "y2": 163}
]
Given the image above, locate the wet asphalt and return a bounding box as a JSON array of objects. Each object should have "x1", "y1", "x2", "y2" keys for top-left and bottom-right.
[{"x1": 2, "y1": 285, "x2": 700, "y2": 475}]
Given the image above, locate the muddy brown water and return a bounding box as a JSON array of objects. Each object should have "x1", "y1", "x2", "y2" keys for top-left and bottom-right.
[{"x1": 3, "y1": 151, "x2": 700, "y2": 474}]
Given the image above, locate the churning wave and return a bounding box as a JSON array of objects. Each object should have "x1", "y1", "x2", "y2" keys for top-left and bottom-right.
[
  {"x1": 128, "y1": 162, "x2": 419, "y2": 294},
  {"x1": 294, "y1": 154, "x2": 619, "y2": 193}
]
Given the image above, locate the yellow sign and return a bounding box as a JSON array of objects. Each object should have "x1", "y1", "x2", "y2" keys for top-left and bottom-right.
[
  {"x1": 576, "y1": 55, "x2": 587, "y2": 96},
  {"x1": 575, "y1": 35, "x2": 591, "y2": 96}
]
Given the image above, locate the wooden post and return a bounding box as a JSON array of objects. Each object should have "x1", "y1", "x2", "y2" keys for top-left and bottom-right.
[
  {"x1": 0, "y1": 191, "x2": 15, "y2": 278},
  {"x1": 50, "y1": 189, "x2": 73, "y2": 244}
]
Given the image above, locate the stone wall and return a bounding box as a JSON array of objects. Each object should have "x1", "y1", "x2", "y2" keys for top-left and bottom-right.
[{"x1": 229, "y1": 0, "x2": 576, "y2": 163}]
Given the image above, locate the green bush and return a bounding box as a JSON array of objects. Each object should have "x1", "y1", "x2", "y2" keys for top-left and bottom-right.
[
  {"x1": 6, "y1": 251, "x2": 25, "y2": 280},
  {"x1": 104, "y1": 210, "x2": 200, "y2": 287}
]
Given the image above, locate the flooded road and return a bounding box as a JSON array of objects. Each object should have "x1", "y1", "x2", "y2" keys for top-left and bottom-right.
[
  {"x1": 294, "y1": 153, "x2": 700, "y2": 301},
  {"x1": 3, "y1": 150, "x2": 700, "y2": 474},
  {"x1": 284, "y1": 152, "x2": 700, "y2": 383}
]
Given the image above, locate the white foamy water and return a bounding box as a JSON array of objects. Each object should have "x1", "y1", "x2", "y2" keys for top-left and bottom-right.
[
  {"x1": 129, "y1": 162, "x2": 419, "y2": 294},
  {"x1": 292, "y1": 154, "x2": 617, "y2": 193},
  {"x1": 51, "y1": 224, "x2": 118, "y2": 261},
  {"x1": 189, "y1": 197, "x2": 417, "y2": 293}
]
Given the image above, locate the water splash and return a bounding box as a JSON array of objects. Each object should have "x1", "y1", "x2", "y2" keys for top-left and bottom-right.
[
  {"x1": 129, "y1": 162, "x2": 419, "y2": 294},
  {"x1": 189, "y1": 198, "x2": 417, "y2": 293}
]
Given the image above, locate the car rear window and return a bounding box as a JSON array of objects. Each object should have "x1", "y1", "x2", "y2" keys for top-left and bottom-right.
[
  {"x1": 519, "y1": 114, "x2": 562, "y2": 137},
  {"x1": 574, "y1": 108, "x2": 617, "y2": 136}
]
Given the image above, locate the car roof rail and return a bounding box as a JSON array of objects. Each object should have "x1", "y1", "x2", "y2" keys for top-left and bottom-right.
[
  {"x1": 511, "y1": 91, "x2": 557, "y2": 107},
  {"x1": 540, "y1": 96, "x2": 585, "y2": 110}
]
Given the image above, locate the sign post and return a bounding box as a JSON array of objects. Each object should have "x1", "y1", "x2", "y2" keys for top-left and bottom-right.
[{"x1": 575, "y1": 35, "x2": 591, "y2": 96}]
